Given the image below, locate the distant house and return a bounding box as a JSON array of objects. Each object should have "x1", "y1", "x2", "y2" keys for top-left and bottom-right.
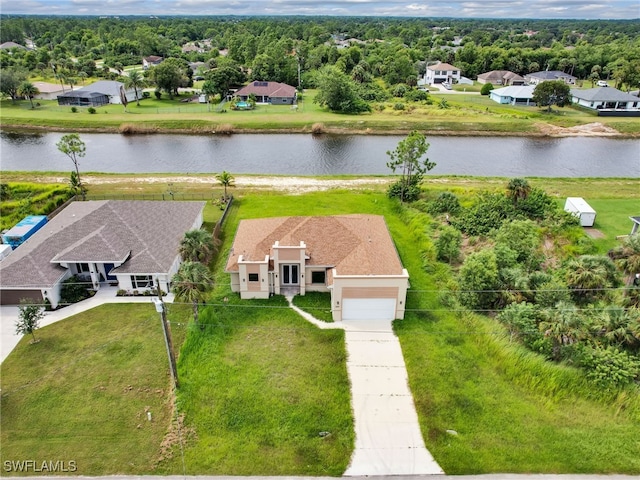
[
  {"x1": 234, "y1": 81, "x2": 297, "y2": 105},
  {"x1": 489, "y1": 85, "x2": 536, "y2": 106},
  {"x1": 143, "y1": 55, "x2": 164, "y2": 69},
  {"x1": 424, "y1": 62, "x2": 461, "y2": 85},
  {"x1": 57, "y1": 81, "x2": 137, "y2": 106},
  {"x1": 33, "y1": 81, "x2": 72, "y2": 101},
  {"x1": 0, "y1": 41, "x2": 27, "y2": 50},
  {"x1": 477, "y1": 70, "x2": 525, "y2": 86},
  {"x1": 525, "y1": 70, "x2": 577, "y2": 85},
  {"x1": 570, "y1": 87, "x2": 640, "y2": 116},
  {"x1": 0, "y1": 200, "x2": 205, "y2": 308},
  {"x1": 226, "y1": 215, "x2": 409, "y2": 322}
]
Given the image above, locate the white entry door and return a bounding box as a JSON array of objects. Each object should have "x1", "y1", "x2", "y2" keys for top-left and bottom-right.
[{"x1": 342, "y1": 298, "x2": 396, "y2": 321}]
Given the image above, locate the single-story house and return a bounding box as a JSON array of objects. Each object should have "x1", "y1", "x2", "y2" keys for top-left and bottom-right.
[
  {"x1": 57, "y1": 90, "x2": 110, "y2": 107},
  {"x1": 234, "y1": 81, "x2": 297, "y2": 105},
  {"x1": 143, "y1": 55, "x2": 164, "y2": 69},
  {"x1": 525, "y1": 70, "x2": 577, "y2": 85},
  {"x1": 57, "y1": 81, "x2": 137, "y2": 106},
  {"x1": 489, "y1": 85, "x2": 536, "y2": 105},
  {"x1": 424, "y1": 62, "x2": 461, "y2": 85},
  {"x1": 225, "y1": 215, "x2": 410, "y2": 322},
  {"x1": 0, "y1": 200, "x2": 205, "y2": 308},
  {"x1": 570, "y1": 87, "x2": 640, "y2": 116},
  {"x1": 33, "y1": 81, "x2": 73, "y2": 101},
  {"x1": 0, "y1": 41, "x2": 27, "y2": 50},
  {"x1": 477, "y1": 70, "x2": 525, "y2": 86}
]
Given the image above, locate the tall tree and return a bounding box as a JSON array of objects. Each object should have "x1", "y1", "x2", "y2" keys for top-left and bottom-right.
[
  {"x1": 0, "y1": 67, "x2": 28, "y2": 102},
  {"x1": 216, "y1": 171, "x2": 235, "y2": 201},
  {"x1": 313, "y1": 65, "x2": 370, "y2": 114},
  {"x1": 56, "y1": 133, "x2": 86, "y2": 201},
  {"x1": 124, "y1": 69, "x2": 145, "y2": 106},
  {"x1": 17, "y1": 81, "x2": 39, "y2": 109},
  {"x1": 172, "y1": 261, "x2": 213, "y2": 325},
  {"x1": 532, "y1": 80, "x2": 571, "y2": 113},
  {"x1": 16, "y1": 300, "x2": 45, "y2": 344},
  {"x1": 386, "y1": 130, "x2": 435, "y2": 203}
]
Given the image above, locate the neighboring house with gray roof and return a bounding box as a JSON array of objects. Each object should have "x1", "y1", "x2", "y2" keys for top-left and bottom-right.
[
  {"x1": 477, "y1": 70, "x2": 525, "y2": 86},
  {"x1": 226, "y1": 215, "x2": 409, "y2": 322},
  {"x1": 77, "y1": 80, "x2": 138, "y2": 105},
  {"x1": 0, "y1": 200, "x2": 205, "y2": 308},
  {"x1": 571, "y1": 87, "x2": 640, "y2": 116},
  {"x1": 525, "y1": 70, "x2": 577, "y2": 85}
]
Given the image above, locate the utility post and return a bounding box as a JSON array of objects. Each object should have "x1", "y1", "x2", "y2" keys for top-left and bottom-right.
[{"x1": 154, "y1": 279, "x2": 179, "y2": 389}]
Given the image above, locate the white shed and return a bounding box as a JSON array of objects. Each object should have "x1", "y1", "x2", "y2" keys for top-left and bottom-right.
[{"x1": 564, "y1": 197, "x2": 596, "y2": 227}]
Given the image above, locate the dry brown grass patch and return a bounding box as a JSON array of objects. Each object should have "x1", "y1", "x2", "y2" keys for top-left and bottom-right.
[
  {"x1": 119, "y1": 123, "x2": 158, "y2": 134},
  {"x1": 215, "y1": 123, "x2": 235, "y2": 134}
]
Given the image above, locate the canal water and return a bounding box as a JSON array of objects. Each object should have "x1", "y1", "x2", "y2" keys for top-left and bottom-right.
[{"x1": 1, "y1": 130, "x2": 638, "y2": 177}]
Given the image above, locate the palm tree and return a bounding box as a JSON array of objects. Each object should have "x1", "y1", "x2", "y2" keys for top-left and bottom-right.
[
  {"x1": 594, "y1": 306, "x2": 638, "y2": 349},
  {"x1": 78, "y1": 71, "x2": 88, "y2": 85},
  {"x1": 172, "y1": 261, "x2": 213, "y2": 325},
  {"x1": 125, "y1": 69, "x2": 145, "y2": 106},
  {"x1": 609, "y1": 234, "x2": 640, "y2": 285},
  {"x1": 179, "y1": 229, "x2": 218, "y2": 265},
  {"x1": 17, "y1": 81, "x2": 39, "y2": 109},
  {"x1": 506, "y1": 177, "x2": 531, "y2": 204},
  {"x1": 540, "y1": 301, "x2": 585, "y2": 361},
  {"x1": 565, "y1": 255, "x2": 620, "y2": 304},
  {"x1": 216, "y1": 171, "x2": 235, "y2": 201}
]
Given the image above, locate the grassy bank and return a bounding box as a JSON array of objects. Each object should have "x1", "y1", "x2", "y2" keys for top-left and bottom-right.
[{"x1": 2, "y1": 89, "x2": 639, "y2": 135}]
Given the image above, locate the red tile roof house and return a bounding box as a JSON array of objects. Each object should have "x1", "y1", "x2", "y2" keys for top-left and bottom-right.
[
  {"x1": 225, "y1": 215, "x2": 410, "y2": 321},
  {"x1": 234, "y1": 81, "x2": 297, "y2": 105},
  {"x1": 0, "y1": 201, "x2": 205, "y2": 308}
]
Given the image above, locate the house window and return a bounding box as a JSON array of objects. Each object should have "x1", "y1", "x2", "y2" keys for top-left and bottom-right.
[
  {"x1": 311, "y1": 271, "x2": 326, "y2": 284},
  {"x1": 132, "y1": 275, "x2": 153, "y2": 289},
  {"x1": 78, "y1": 263, "x2": 90, "y2": 273},
  {"x1": 248, "y1": 273, "x2": 259, "y2": 282}
]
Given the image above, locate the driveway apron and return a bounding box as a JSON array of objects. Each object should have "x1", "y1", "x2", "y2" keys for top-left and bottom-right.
[{"x1": 342, "y1": 319, "x2": 443, "y2": 475}]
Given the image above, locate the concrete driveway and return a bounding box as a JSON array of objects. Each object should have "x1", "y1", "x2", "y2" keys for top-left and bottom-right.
[{"x1": 342, "y1": 319, "x2": 443, "y2": 475}]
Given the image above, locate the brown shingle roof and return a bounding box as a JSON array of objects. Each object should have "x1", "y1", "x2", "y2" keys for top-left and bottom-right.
[
  {"x1": 234, "y1": 81, "x2": 296, "y2": 99},
  {"x1": 427, "y1": 62, "x2": 459, "y2": 71},
  {"x1": 226, "y1": 215, "x2": 404, "y2": 276},
  {"x1": 0, "y1": 200, "x2": 205, "y2": 288}
]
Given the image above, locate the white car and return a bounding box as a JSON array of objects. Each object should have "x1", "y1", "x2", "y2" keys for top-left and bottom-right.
[{"x1": 597, "y1": 80, "x2": 609, "y2": 87}]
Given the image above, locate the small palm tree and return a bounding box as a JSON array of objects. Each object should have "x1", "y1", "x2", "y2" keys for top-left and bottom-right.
[
  {"x1": 506, "y1": 177, "x2": 531, "y2": 204},
  {"x1": 179, "y1": 229, "x2": 218, "y2": 265},
  {"x1": 216, "y1": 171, "x2": 235, "y2": 201},
  {"x1": 17, "y1": 81, "x2": 39, "y2": 109},
  {"x1": 172, "y1": 261, "x2": 214, "y2": 325},
  {"x1": 125, "y1": 69, "x2": 145, "y2": 106},
  {"x1": 540, "y1": 301, "x2": 585, "y2": 361}
]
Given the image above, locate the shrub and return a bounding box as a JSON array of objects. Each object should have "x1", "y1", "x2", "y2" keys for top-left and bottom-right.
[
  {"x1": 458, "y1": 249, "x2": 500, "y2": 310},
  {"x1": 387, "y1": 175, "x2": 421, "y2": 202},
  {"x1": 451, "y1": 192, "x2": 515, "y2": 236},
  {"x1": 154, "y1": 90, "x2": 162, "y2": 99},
  {"x1": 70, "y1": 106, "x2": 78, "y2": 113},
  {"x1": 535, "y1": 279, "x2": 571, "y2": 308},
  {"x1": 87, "y1": 107, "x2": 96, "y2": 114},
  {"x1": 393, "y1": 102, "x2": 405, "y2": 111},
  {"x1": 428, "y1": 191, "x2": 461, "y2": 215},
  {"x1": 60, "y1": 275, "x2": 93, "y2": 305},
  {"x1": 405, "y1": 89, "x2": 428, "y2": 102},
  {"x1": 435, "y1": 225, "x2": 462, "y2": 263},
  {"x1": 142, "y1": 91, "x2": 150, "y2": 98},
  {"x1": 580, "y1": 345, "x2": 640, "y2": 389},
  {"x1": 497, "y1": 302, "x2": 542, "y2": 347},
  {"x1": 480, "y1": 83, "x2": 494, "y2": 95},
  {"x1": 392, "y1": 84, "x2": 408, "y2": 98}
]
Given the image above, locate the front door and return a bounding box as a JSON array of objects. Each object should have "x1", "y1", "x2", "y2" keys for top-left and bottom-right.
[{"x1": 281, "y1": 264, "x2": 299, "y2": 286}]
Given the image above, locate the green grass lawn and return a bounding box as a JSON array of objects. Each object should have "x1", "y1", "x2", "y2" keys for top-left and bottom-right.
[
  {"x1": 588, "y1": 198, "x2": 640, "y2": 252},
  {"x1": 0, "y1": 304, "x2": 190, "y2": 475}
]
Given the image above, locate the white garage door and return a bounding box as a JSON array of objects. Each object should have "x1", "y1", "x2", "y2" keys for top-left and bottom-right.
[{"x1": 342, "y1": 298, "x2": 396, "y2": 321}]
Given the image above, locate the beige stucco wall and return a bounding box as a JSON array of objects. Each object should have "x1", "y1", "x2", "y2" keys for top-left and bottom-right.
[
  {"x1": 236, "y1": 255, "x2": 270, "y2": 299},
  {"x1": 330, "y1": 268, "x2": 409, "y2": 321}
]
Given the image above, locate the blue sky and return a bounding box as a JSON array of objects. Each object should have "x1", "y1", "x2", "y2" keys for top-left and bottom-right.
[{"x1": 0, "y1": 0, "x2": 638, "y2": 19}]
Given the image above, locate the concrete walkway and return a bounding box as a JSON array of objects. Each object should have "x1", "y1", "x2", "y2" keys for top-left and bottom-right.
[
  {"x1": 0, "y1": 287, "x2": 173, "y2": 363},
  {"x1": 288, "y1": 300, "x2": 443, "y2": 475}
]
